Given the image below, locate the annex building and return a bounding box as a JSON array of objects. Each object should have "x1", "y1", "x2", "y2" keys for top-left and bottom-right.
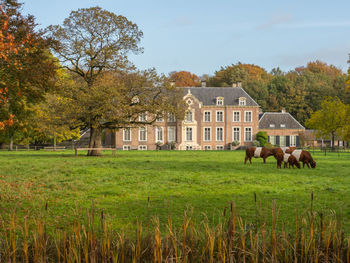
[{"x1": 108, "y1": 83, "x2": 304, "y2": 150}]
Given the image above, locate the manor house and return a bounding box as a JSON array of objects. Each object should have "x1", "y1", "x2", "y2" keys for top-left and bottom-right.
[{"x1": 108, "y1": 83, "x2": 304, "y2": 150}]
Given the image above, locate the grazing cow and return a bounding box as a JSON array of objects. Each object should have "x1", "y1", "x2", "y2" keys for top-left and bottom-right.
[
  {"x1": 272, "y1": 147, "x2": 285, "y2": 168},
  {"x1": 244, "y1": 147, "x2": 274, "y2": 164},
  {"x1": 292, "y1": 150, "x2": 316, "y2": 168},
  {"x1": 283, "y1": 153, "x2": 300, "y2": 169}
]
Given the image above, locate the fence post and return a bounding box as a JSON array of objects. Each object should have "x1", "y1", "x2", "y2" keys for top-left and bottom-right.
[
  {"x1": 75, "y1": 147, "x2": 78, "y2": 157},
  {"x1": 112, "y1": 149, "x2": 116, "y2": 157}
]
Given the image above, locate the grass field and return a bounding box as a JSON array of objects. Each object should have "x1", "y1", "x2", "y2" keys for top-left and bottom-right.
[{"x1": 1, "y1": 149, "x2": 350, "y2": 233}]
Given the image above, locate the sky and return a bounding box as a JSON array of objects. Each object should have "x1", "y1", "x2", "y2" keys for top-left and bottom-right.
[{"x1": 21, "y1": 0, "x2": 350, "y2": 76}]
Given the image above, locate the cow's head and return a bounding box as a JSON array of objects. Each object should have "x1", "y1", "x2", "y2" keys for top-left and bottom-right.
[
  {"x1": 310, "y1": 160, "x2": 316, "y2": 168},
  {"x1": 295, "y1": 161, "x2": 300, "y2": 169}
]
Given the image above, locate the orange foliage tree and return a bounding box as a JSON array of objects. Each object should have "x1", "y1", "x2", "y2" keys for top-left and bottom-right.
[
  {"x1": 169, "y1": 71, "x2": 201, "y2": 87},
  {"x1": 0, "y1": 0, "x2": 56, "y2": 133}
]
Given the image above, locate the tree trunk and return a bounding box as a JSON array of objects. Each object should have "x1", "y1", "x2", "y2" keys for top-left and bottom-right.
[
  {"x1": 331, "y1": 132, "x2": 335, "y2": 151},
  {"x1": 53, "y1": 133, "x2": 57, "y2": 151},
  {"x1": 88, "y1": 127, "x2": 103, "y2": 156},
  {"x1": 9, "y1": 137, "x2": 13, "y2": 151}
]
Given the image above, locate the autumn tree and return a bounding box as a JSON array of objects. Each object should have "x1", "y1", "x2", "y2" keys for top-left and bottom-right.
[
  {"x1": 169, "y1": 71, "x2": 200, "y2": 87},
  {"x1": 305, "y1": 96, "x2": 349, "y2": 149},
  {"x1": 0, "y1": 0, "x2": 57, "y2": 147}
]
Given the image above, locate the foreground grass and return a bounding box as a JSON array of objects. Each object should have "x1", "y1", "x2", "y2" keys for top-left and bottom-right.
[{"x1": 0, "y1": 150, "x2": 350, "y2": 233}]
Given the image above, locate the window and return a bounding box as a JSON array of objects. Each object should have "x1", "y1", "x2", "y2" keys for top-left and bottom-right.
[
  {"x1": 123, "y1": 128, "x2": 131, "y2": 141},
  {"x1": 168, "y1": 113, "x2": 176, "y2": 122},
  {"x1": 239, "y1": 98, "x2": 246, "y2": 106},
  {"x1": 233, "y1": 127, "x2": 240, "y2": 142},
  {"x1": 186, "y1": 145, "x2": 193, "y2": 150},
  {"x1": 216, "y1": 97, "x2": 224, "y2": 106},
  {"x1": 139, "y1": 113, "x2": 147, "y2": 122},
  {"x1": 186, "y1": 127, "x2": 193, "y2": 141},
  {"x1": 269, "y1": 124, "x2": 275, "y2": 128},
  {"x1": 269, "y1": 135, "x2": 276, "y2": 145},
  {"x1": 244, "y1": 127, "x2": 252, "y2": 142},
  {"x1": 123, "y1": 145, "x2": 131, "y2": 151},
  {"x1": 290, "y1": 135, "x2": 296, "y2": 147},
  {"x1": 204, "y1": 145, "x2": 211, "y2": 150},
  {"x1": 216, "y1": 111, "x2": 224, "y2": 122},
  {"x1": 138, "y1": 145, "x2": 147, "y2": 150},
  {"x1": 204, "y1": 127, "x2": 211, "y2": 141},
  {"x1": 168, "y1": 127, "x2": 176, "y2": 142},
  {"x1": 280, "y1": 124, "x2": 286, "y2": 128},
  {"x1": 185, "y1": 111, "x2": 193, "y2": 122},
  {"x1": 244, "y1": 111, "x2": 252, "y2": 122},
  {"x1": 280, "y1": 136, "x2": 286, "y2": 147},
  {"x1": 204, "y1": 111, "x2": 211, "y2": 122},
  {"x1": 216, "y1": 145, "x2": 224, "y2": 150},
  {"x1": 216, "y1": 127, "x2": 224, "y2": 141},
  {"x1": 233, "y1": 111, "x2": 240, "y2": 122},
  {"x1": 156, "y1": 127, "x2": 163, "y2": 142},
  {"x1": 186, "y1": 99, "x2": 192, "y2": 105},
  {"x1": 139, "y1": 127, "x2": 147, "y2": 141}
]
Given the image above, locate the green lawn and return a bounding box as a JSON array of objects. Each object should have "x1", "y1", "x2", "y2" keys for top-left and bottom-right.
[{"x1": 1, "y1": 150, "x2": 350, "y2": 233}]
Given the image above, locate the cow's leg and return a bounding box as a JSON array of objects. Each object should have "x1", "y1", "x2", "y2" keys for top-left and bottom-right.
[
  {"x1": 244, "y1": 156, "x2": 248, "y2": 164},
  {"x1": 263, "y1": 157, "x2": 266, "y2": 164},
  {"x1": 303, "y1": 162, "x2": 305, "y2": 168},
  {"x1": 306, "y1": 161, "x2": 310, "y2": 168},
  {"x1": 249, "y1": 157, "x2": 252, "y2": 164}
]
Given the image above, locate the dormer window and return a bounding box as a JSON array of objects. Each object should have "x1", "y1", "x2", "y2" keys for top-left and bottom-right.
[
  {"x1": 269, "y1": 124, "x2": 275, "y2": 128},
  {"x1": 216, "y1": 97, "x2": 224, "y2": 106},
  {"x1": 186, "y1": 99, "x2": 192, "y2": 105},
  {"x1": 239, "y1": 97, "x2": 246, "y2": 106},
  {"x1": 280, "y1": 124, "x2": 286, "y2": 128},
  {"x1": 185, "y1": 111, "x2": 193, "y2": 122}
]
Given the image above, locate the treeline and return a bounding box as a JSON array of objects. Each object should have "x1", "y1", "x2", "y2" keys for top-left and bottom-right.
[{"x1": 171, "y1": 62, "x2": 350, "y2": 126}]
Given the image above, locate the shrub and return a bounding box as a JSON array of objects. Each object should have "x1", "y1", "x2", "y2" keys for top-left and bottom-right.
[
  {"x1": 256, "y1": 131, "x2": 268, "y2": 146},
  {"x1": 231, "y1": 140, "x2": 239, "y2": 146}
]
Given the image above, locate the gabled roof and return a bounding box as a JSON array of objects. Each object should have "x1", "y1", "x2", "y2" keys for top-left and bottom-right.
[
  {"x1": 259, "y1": 112, "x2": 305, "y2": 130},
  {"x1": 182, "y1": 87, "x2": 259, "y2": 107}
]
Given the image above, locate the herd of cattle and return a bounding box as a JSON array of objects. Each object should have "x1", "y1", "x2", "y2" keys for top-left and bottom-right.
[{"x1": 244, "y1": 147, "x2": 316, "y2": 169}]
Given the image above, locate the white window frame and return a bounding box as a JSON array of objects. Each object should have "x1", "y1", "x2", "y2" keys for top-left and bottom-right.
[
  {"x1": 280, "y1": 135, "x2": 286, "y2": 147},
  {"x1": 203, "y1": 111, "x2": 211, "y2": 122},
  {"x1": 232, "y1": 127, "x2": 240, "y2": 142},
  {"x1": 244, "y1": 111, "x2": 252, "y2": 123},
  {"x1": 186, "y1": 127, "x2": 193, "y2": 142},
  {"x1": 244, "y1": 127, "x2": 252, "y2": 142},
  {"x1": 216, "y1": 145, "x2": 224, "y2": 150},
  {"x1": 168, "y1": 126, "x2": 176, "y2": 142},
  {"x1": 167, "y1": 113, "x2": 176, "y2": 122},
  {"x1": 290, "y1": 135, "x2": 296, "y2": 147},
  {"x1": 269, "y1": 135, "x2": 276, "y2": 145},
  {"x1": 216, "y1": 97, "x2": 224, "y2": 106},
  {"x1": 156, "y1": 127, "x2": 163, "y2": 143},
  {"x1": 138, "y1": 127, "x2": 147, "y2": 141},
  {"x1": 280, "y1": 124, "x2": 286, "y2": 128},
  {"x1": 216, "y1": 127, "x2": 224, "y2": 142},
  {"x1": 203, "y1": 127, "x2": 211, "y2": 142},
  {"x1": 138, "y1": 145, "x2": 147, "y2": 150},
  {"x1": 123, "y1": 128, "x2": 131, "y2": 142},
  {"x1": 123, "y1": 145, "x2": 131, "y2": 151},
  {"x1": 204, "y1": 145, "x2": 211, "y2": 150},
  {"x1": 139, "y1": 112, "x2": 147, "y2": 122},
  {"x1": 216, "y1": 111, "x2": 224, "y2": 122},
  {"x1": 239, "y1": 98, "x2": 246, "y2": 106},
  {"x1": 233, "y1": 111, "x2": 240, "y2": 122},
  {"x1": 269, "y1": 124, "x2": 275, "y2": 128}
]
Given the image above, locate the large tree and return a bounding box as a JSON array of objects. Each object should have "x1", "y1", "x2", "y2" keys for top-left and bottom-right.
[
  {"x1": 0, "y1": 0, "x2": 57, "y2": 147},
  {"x1": 47, "y1": 7, "x2": 150, "y2": 155},
  {"x1": 305, "y1": 96, "x2": 349, "y2": 149}
]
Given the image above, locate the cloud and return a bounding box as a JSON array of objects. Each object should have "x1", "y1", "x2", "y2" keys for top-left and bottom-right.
[
  {"x1": 277, "y1": 21, "x2": 350, "y2": 29},
  {"x1": 256, "y1": 13, "x2": 293, "y2": 30},
  {"x1": 174, "y1": 16, "x2": 193, "y2": 27}
]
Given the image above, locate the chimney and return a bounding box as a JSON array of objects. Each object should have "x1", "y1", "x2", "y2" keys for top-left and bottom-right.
[
  {"x1": 237, "y1": 82, "x2": 242, "y2": 88},
  {"x1": 232, "y1": 83, "x2": 237, "y2": 88},
  {"x1": 281, "y1": 108, "x2": 286, "y2": 113},
  {"x1": 201, "y1": 81, "x2": 206, "y2": 88}
]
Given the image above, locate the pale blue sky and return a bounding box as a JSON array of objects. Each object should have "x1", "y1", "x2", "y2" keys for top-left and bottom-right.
[{"x1": 21, "y1": 0, "x2": 350, "y2": 76}]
